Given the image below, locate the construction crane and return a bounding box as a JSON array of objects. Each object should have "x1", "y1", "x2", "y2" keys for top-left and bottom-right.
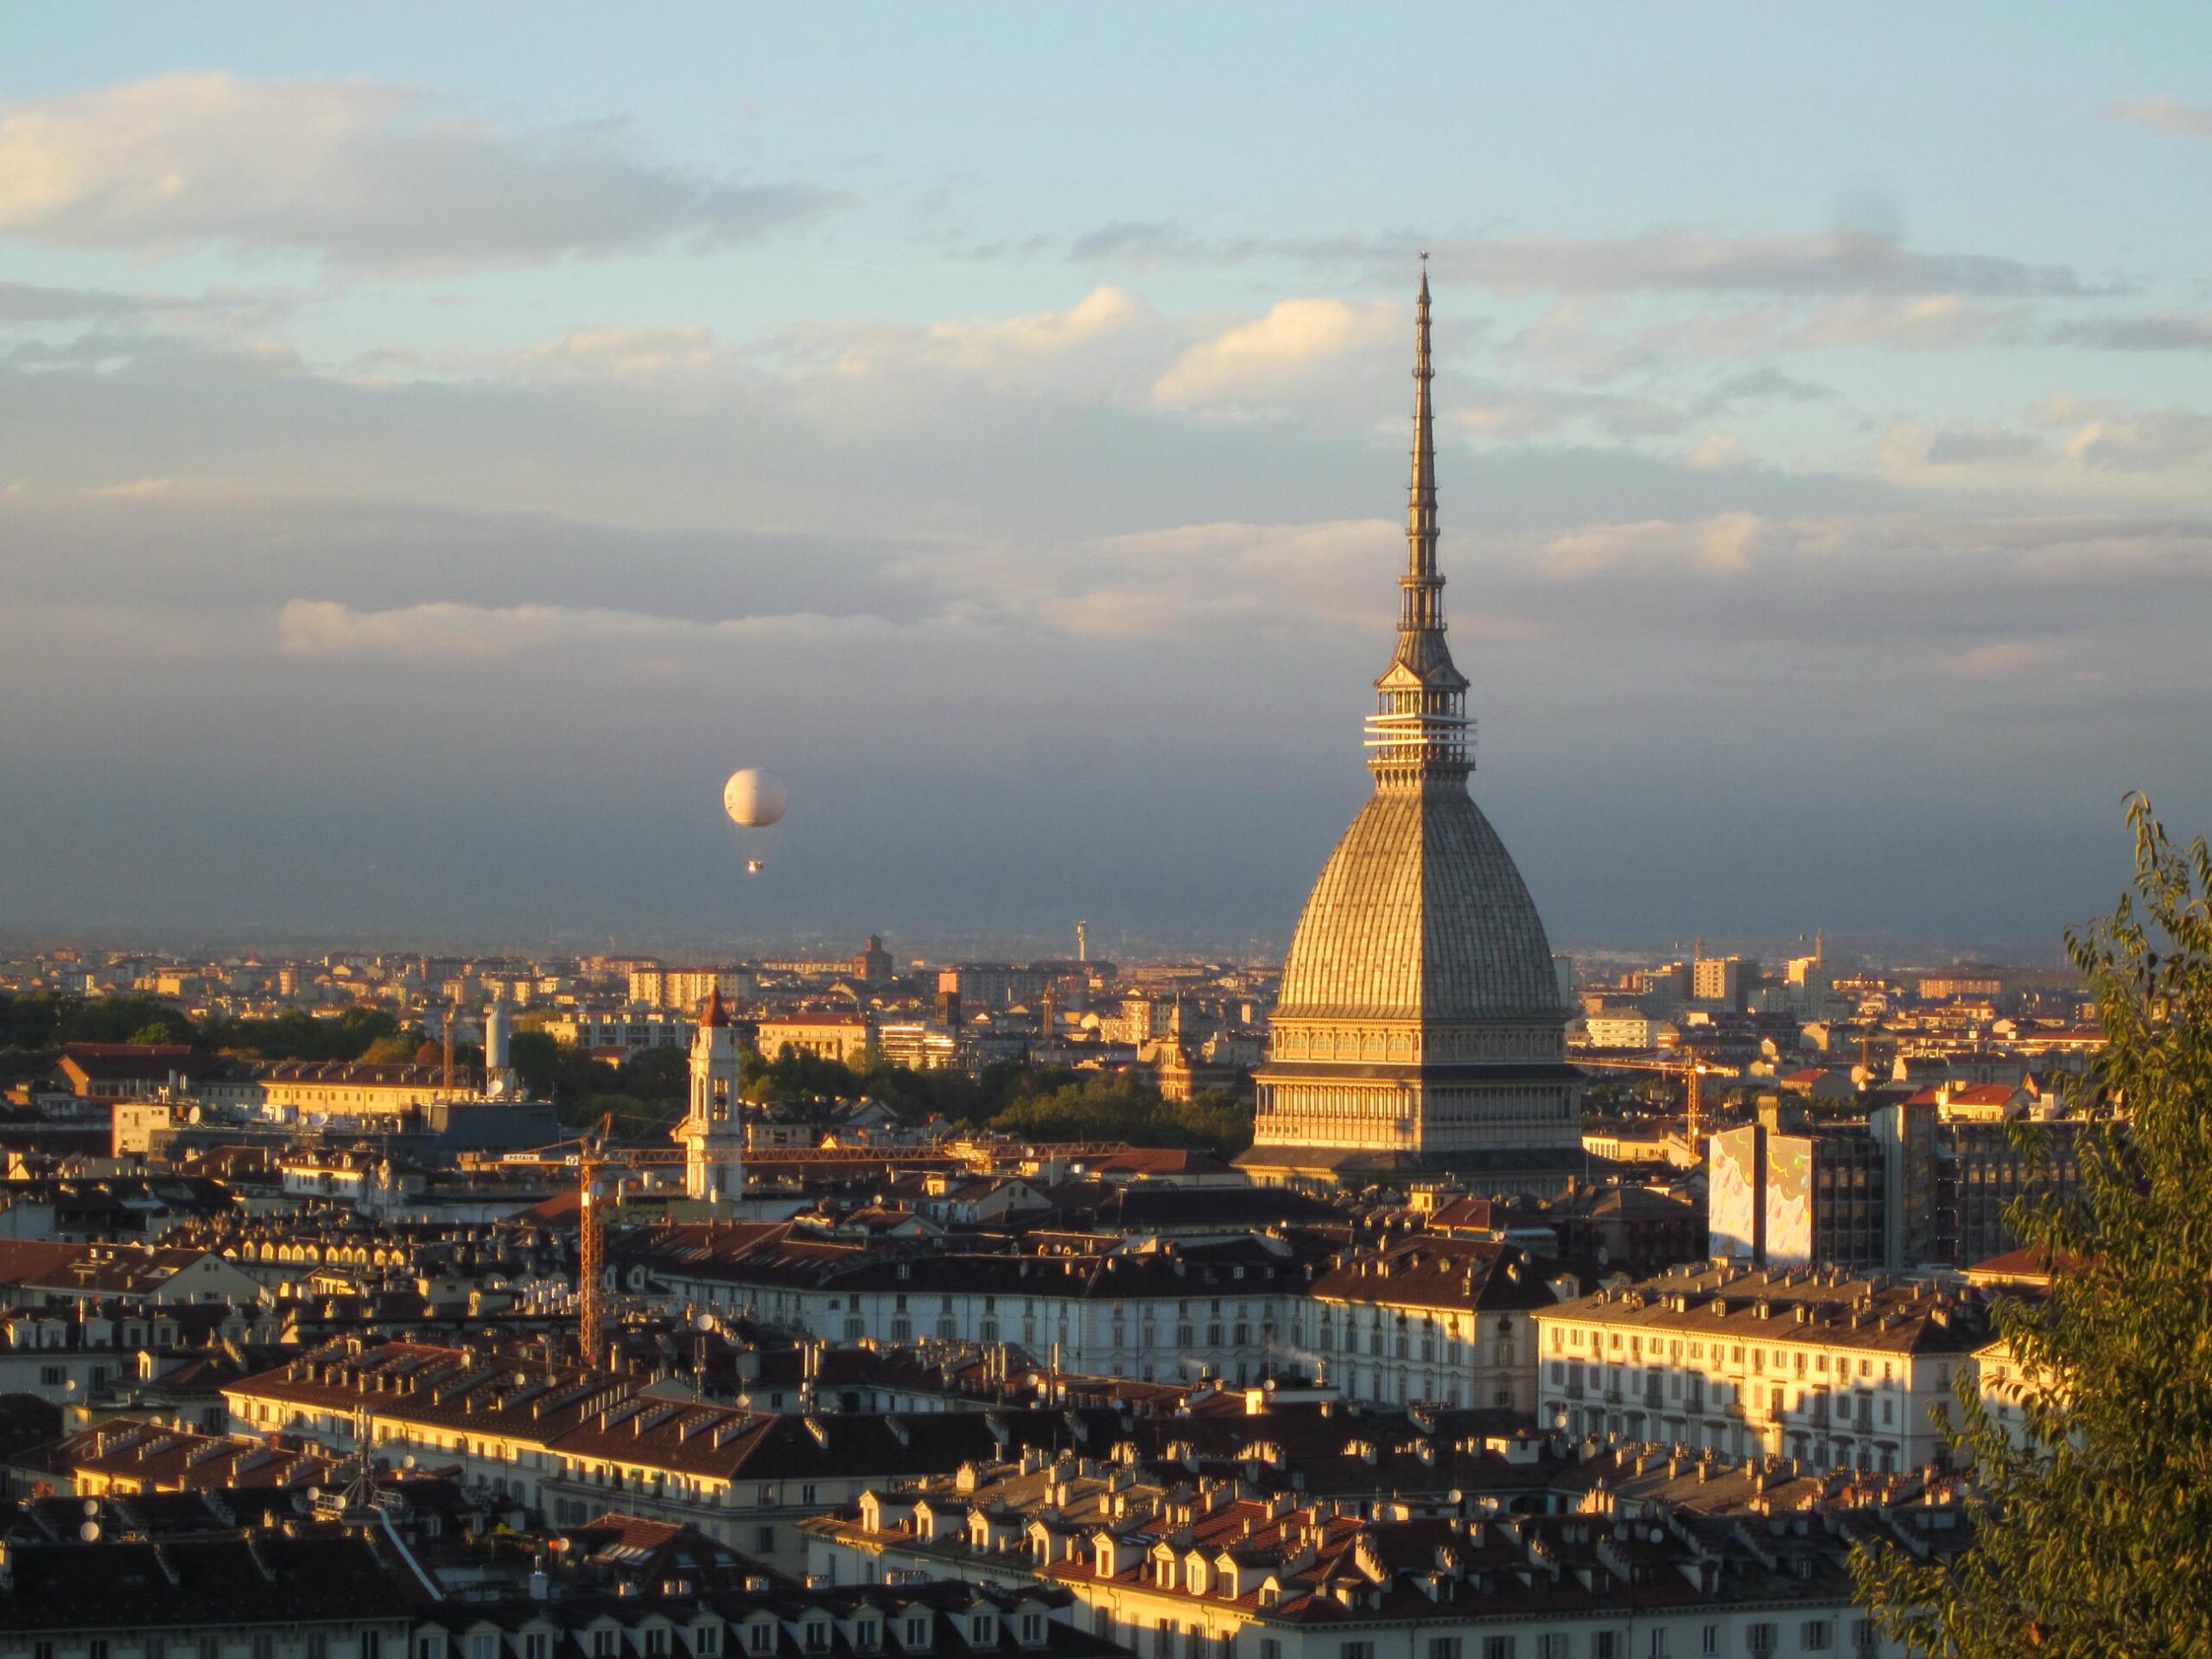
[
  {"x1": 1572, "y1": 1052, "x2": 1714, "y2": 1152},
  {"x1": 573, "y1": 1115, "x2": 690, "y2": 1365},
  {"x1": 515, "y1": 1116, "x2": 689, "y2": 1365}
]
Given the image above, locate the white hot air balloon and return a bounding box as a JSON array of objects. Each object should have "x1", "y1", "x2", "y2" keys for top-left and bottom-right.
[{"x1": 722, "y1": 768, "x2": 789, "y2": 874}]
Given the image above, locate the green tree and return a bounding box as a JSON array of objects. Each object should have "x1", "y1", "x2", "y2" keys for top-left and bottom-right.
[
  {"x1": 986, "y1": 1073, "x2": 1254, "y2": 1159},
  {"x1": 55, "y1": 995, "x2": 194, "y2": 1046},
  {"x1": 742, "y1": 1044, "x2": 865, "y2": 1104},
  {"x1": 359, "y1": 1033, "x2": 429, "y2": 1065},
  {"x1": 617, "y1": 1045, "x2": 691, "y2": 1109},
  {"x1": 1, "y1": 991, "x2": 79, "y2": 1049},
  {"x1": 507, "y1": 1028, "x2": 623, "y2": 1126},
  {"x1": 221, "y1": 1005, "x2": 401, "y2": 1062},
  {"x1": 1852, "y1": 796, "x2": 2212, "y2": 1656}
]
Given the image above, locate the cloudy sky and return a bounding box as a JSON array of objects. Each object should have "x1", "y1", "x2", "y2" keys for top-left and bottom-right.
[{"x1": 3, "y1": 4, "x2": 2209, "y2": 961}]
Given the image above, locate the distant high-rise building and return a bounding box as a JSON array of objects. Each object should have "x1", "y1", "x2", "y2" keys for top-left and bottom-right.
[
  {"x1": 1240, "y1": 268, "x2": 1580, "y2": 1192},
  {"x1": 1693, "y1": 954, "x2": 1758, "y2": 1011},
  {"x1": 630, "y1": 965, "x2": 753, "y2": 1010}
]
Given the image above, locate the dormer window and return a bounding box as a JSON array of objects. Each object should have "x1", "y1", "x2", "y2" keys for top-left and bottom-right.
[
  {"x1": 749, "y1": 1622, "x2": 776, "y2": 1654},
  {"x1": 854, "y1": 1622, "x2": 880, "y2": 1651},
  {"x1": 695, "y1": 1629, "x2": 721, "y2": 1656},
  {"x1": 905, "y1": 1618, "x2": 930, "y2": 1649},
  {"x1": 969, "y1": 1617, "x2": 997, "y2": 1645},
  {"x1": 806, "y1": 1622, "x2": 830, "y2": 1652},
  {"x1": 1020, "y1": 1614, "x2": 1046, "y2": 1647}
]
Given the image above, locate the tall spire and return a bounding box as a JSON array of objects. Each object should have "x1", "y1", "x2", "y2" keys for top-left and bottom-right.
[
  {"x1": 1365, "y1": 258, "x2": 1471, "y2": 788},
  {"x1": 1404, "y1": 257, "x2": 1440, "y2": 628}
]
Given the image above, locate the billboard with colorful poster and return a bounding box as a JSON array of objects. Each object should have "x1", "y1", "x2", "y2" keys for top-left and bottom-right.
[
  {"x1": 1708, "y1": 1125, "x2": 1762, "y2": 1260},
  {"x1": 1764, "y1": 1134, "x2": 1814, "y2": 1266}
]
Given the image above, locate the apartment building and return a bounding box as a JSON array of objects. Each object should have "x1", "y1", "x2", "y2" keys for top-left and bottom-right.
[
  {"x1": 223, "y1": 1338, "x2": 1132, "y2": 1571},
  {"x1": 758, "y1": 1014, "x2": 878, "y2": 1067},
  {"x1": 632, "y1": 968, "x2": 759, "y2": 1009},
  {"x1": 626, "y1": 1226, "x2": 1299, "y2": 1388},
  {"x1": 620, "y1": 1222, "x2": 1559, "y2": 1411},
  {"x1": 1535, "y1": 1265, "x2": 1986, "y2": 1473},
  {"x1": 804, "y1": 1452, "x2": 1925, "y2": 1659},
  {"x1": 1288, "y1": 1232, "x2": 1551, "y2": 1411},
  {"x1": 0, "y1": 1493, "x2": 1102, "y2": 1659},
  {"x1": 541, "y1": 1009, "x2": 696, "y2": 1054}
]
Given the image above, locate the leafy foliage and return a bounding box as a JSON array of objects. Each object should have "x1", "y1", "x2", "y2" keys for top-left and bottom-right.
[
  {"x1": 1851, "y1": 796, "x2": 2212, "y2": 1657},
  {"x1": 737, "y1": 1046, "x2": 1252, "y2": 1154},
  {"x1": 986, "y1": 1073, "x2": 1254, "y2": 1159},
  {"x1": 739, "y1": 1045, "x2": 1036, "y2": 1122},
  {"x1": 204, "y1": 1005, "x2": 404, "y2": 1061},
  {"x1": 1, "y1": 992, "x2": 195, "y2": 1049},
  {"x1": 512, "y1": 1032, "x2": 696, "y2": 1132}
]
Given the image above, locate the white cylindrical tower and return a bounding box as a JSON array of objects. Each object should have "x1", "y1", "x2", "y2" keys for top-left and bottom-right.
[{"x1": 484, "y1": 995, "x2": 515, "y2": 1098}]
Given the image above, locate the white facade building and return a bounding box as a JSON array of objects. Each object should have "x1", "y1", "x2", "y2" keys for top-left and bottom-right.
[{"x1": 1535, "y1": 1265, "x2": 1983, "y2": 1473}]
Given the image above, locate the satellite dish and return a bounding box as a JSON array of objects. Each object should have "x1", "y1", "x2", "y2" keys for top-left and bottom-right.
[
  {"x1": 721, "y1": 769, "x2": 789, "y2": 875},
  {"x1": 79, "y1": 1521, "x2": 100, "y2": 1542},
  {"x1": 83, "y1": 1499, "x2": 99, "y2": 1518},
  {"x1": 403, "y1": 1454, "x2": 416, "y2": 1471}
]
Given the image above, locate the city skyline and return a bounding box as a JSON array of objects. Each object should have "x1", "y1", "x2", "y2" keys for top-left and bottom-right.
[{"x1": 4, "y1": 5, "x2": 2212, "y2": 950}]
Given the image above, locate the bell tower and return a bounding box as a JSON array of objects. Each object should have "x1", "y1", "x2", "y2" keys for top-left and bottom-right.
[{"x1": 676, "y1": 988, "x2": 746, "y2": 1203}]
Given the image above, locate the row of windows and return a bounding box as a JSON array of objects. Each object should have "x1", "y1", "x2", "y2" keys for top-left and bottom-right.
[{"x1": 1549, "y1": 1325, "x2": 1904, "y2": 1382}]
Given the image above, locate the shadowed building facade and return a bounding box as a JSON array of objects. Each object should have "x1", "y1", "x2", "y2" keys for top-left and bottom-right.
[{"x1": 1238, "y1": 269, "x2": 1582, "y2": 1192}]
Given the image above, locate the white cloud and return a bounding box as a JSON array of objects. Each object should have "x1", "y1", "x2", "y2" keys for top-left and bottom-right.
[
  {"x1": 898, "y1": 519, "x2": 1409, "y2": 641},
  {"x1": 2050, "y1": 312, "x2": 2212, "y2": 352},
  {"x1": 275, "y1": 518, "x2": 1437, "y2": 658},
  {"x1": 1541, "y1": 513, "x2": 1773, "y2": 580},
  {"x1": 0, "y1": 73, "x2": 837, "y2": 270},
  {"x1": 2058, "y1": 406, "x2": 2212, "y2": 472},
  {"x1": 1442, "y1": 228, "x2": 2105, "y2": 298},
  {"x1": 1153, "y1": 297, "x2": 1398, "y2": 410},
  {"x1": 0, "y1": 278, "x2": 289, "y2": 330},
  {"x1": 1044, "y1": 221, "x2": 2107, "y2": 298},
  {"x1": 1794, "y1": 294, "x2": 1995, "y2": 352},
  {"x1": 276, "y1": 597, "x2": 899, "y2": 658},
  {"x1": 926, "y1": 284, "x2": 1152, "y2": 366},
  {"x1": 766, "y1": 285, "x2": 1171, "y2": 404},
  {"x1": 1686, "y1": 434, "x2": 1747, "y2": 471},
  {"x1": 512, "y1": 325, "x2": 721, "y2": 382},
  {"x1": 1950, "y1": 640, "x2": 2052, "y2": 679},
  {"x1": 1884, "y1": 397, "x2": 2212, "y2": 483},
  {"x1": 1880, "y1": 420, "x2": 2050, "y2": 477},
  {"x1": 2103, "y1": 96, "x2": 2212, "y2": 139}
]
